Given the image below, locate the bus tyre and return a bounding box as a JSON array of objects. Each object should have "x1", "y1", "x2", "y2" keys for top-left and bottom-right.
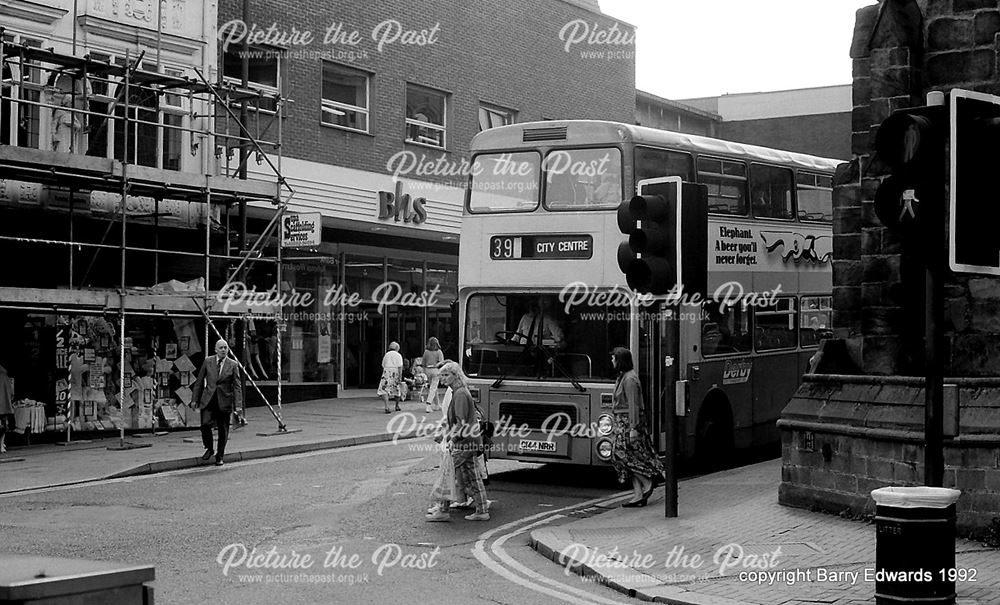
[{"x1": 695, "y1": 408, "x2": 733, "y2": 473}]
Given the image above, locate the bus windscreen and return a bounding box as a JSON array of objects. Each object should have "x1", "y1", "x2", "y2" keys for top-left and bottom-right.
[{"x1": 463, "y1": 293, "x2": 629, "y2": 382}]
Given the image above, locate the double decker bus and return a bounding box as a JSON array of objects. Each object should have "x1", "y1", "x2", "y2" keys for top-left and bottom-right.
[{"x1": 460, "y1": 120, "x2": 840, "y2": 469}]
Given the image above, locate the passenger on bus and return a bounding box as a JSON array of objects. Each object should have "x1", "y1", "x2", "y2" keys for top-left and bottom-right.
[{"x1": 586, "y1": 171, "x2": 621, "y2": 206}]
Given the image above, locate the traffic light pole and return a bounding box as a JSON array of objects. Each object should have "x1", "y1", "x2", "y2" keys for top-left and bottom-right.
[
  {"x1": 924, "y1": 91, "x2": 946, "y2": 488},
  {"x1": 663, "y1": 304, "x2": 679, "y2": 518},
  {"x1": 925, "y1": 244, "x2": 945, "y2": 487}
]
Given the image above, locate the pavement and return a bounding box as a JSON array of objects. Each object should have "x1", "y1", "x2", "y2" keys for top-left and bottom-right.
[
  {"x1": 531, "y1": 460, "x2": 1000, "y2": 605},
  {"x1": 3, "y1": 396, "x2": 998, "y2": 605},
  {"x1": 0, "y1": 389, "x2": 426, "y2": 495}
]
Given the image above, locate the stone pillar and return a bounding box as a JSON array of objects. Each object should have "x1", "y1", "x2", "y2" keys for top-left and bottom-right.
[{"x1": 780, "y1": 0, "x2": 1000, "y2": 538}]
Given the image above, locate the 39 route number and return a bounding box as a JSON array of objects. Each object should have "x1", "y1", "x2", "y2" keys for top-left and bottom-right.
[{"x1": 491, "y1": 236, "x2": 516, "y2": 259}]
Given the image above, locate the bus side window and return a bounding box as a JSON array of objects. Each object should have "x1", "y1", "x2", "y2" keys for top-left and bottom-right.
[
  {"x1": 698, "y1": 157, "x2": 747, "y2": 216},
  {"x1": 800, "y1": 295, "x2": 832, "y2": 347},
  {"x1": 750, "y1": 164, "x2": 794, "y2": 220},
  {"x1": 702, "y1": 304, "x2": 745, "y2": 355},
  {"x1": 634, "y1": 147, "x2": 694, "y2": 182},
  {"x1": 797, "y1": 172, "x2": 833, "y2": 222}
]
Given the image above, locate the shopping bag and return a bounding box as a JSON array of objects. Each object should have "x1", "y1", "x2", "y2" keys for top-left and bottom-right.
[{"x1": 430, "y1": 449, "x2": 457, "y2": 502}]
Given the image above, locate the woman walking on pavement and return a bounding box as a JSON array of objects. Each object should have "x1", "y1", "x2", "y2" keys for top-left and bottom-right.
[
  {"x1": 422, "y1": 337, "x2": 444, "y2": 414},
  {"x1": 426, "y1": 361, "x2": 490, "y2": 522},
  {"x1": 610, "y1": 347, "x2": 664, "y2": 507},
  {"x1": 377, "y1": 342, "x2": 404, "y2": 414}
]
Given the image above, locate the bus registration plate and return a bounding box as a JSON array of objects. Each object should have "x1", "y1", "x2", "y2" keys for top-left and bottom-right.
[{"x1": 518, "y1": 439, "x2": 557, "y2": 453}]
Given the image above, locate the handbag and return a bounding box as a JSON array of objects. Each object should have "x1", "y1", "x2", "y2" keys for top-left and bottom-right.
[{"x1": 474, "y1": 403, "x2": 495, "y2": 455}]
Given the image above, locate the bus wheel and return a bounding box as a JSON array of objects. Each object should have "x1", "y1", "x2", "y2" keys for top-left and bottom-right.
[{"x1": 695, "y1": 405, "x2": 733, "y2": 473}]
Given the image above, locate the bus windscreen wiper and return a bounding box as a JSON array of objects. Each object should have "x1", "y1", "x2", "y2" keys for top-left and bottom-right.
[
  {"x1": 492, "y1": 374, "x2": 506, "y2": 389},
  {"x1": 534, "y1": 344, "x2": 586, "y2": 393}
]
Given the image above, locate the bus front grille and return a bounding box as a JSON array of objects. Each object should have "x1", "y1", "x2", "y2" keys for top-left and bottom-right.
[
  {"x1": 497, "y1": 402, "x2": 577, "y2": 430},
  {"x1": 522, "y1": 126, "x2": 567, "y2": 142}
]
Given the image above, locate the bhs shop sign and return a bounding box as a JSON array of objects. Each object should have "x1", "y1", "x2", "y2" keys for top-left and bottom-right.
[{"x1": 378, "y1": 181, "x2": 428, "y2": 225}]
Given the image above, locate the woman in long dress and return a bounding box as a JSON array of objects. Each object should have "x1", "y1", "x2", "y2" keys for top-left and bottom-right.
[
  {"x1": 425, "y1": 362, "x2": 490, "y2": 522},
  {"x1": 610, "y1": 347, "x2": 664, "y2": 507},
  {"x1": 377, "y1": 342, "x2": 404, "y2": 414}
]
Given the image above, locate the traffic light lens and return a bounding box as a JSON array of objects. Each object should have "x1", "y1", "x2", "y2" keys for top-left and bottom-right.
[{"x1": 875, "y1": 113, "x2": 936, "y2": 169}]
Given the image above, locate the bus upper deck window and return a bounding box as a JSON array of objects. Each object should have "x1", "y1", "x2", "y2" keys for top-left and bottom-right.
[
  {"x1": 698, "y1": 157, "x2": 747, "y2": 216},
  {"x1": 797, "y1": 172, "x2": 833, "y2": 222},
  {"x1": 468, "y1": 151, "x2": 541, "y2": 213},
  {"x1": 750, "y1": 164, "x2": 794, "y2": 220},
  {"x1": 543, "y1": 147, "x2": 623, "y2": 211}
]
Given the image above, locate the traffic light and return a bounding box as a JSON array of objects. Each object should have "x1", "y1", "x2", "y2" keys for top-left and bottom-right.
[
  {"x1": 873, "y1": 103, "x2": 947, "y2": 237},
  {"x1": 949, "y1": 89, "x2": 1000, "y2": 275},
  {"x1": 616, "y1": 176, "x2": 707, "y2": 296}
]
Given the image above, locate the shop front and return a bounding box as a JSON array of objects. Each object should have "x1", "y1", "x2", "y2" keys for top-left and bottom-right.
[{"x1": 247, "y1": 157, "x2": 463, "y2": 395}]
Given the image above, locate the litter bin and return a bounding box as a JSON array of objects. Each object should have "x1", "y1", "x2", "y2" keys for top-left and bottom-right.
[
  {"x1": 0, "y1": 554, "x2": 154, "y2": 604},
  {"x1": 871, "y1": 486, "x2": 961, "y2": 605}
]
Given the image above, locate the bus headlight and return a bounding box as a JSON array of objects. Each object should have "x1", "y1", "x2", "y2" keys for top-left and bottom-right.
[
  {"x1": 596, "y1": 439, "x2": 613, "y2": 460},
  {"x1": 597, "y1": 414, "x2": 614, "y2": 436}
]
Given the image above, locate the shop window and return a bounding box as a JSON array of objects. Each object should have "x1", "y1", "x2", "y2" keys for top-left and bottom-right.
[
  {"x1": 753, "y1": 297, "x2": 797, "y2": 351},
  {"x1": 750, "y1": 164, "x2": 794, "y2": 220},
  {"x1": 322, "y1": 62, "x2": 369, "y2": 132},
  {"x1": 478, "y1": 102, "x2": 514, "y2": 131},
  {"x1": 345, "y1": 255, "x2": 384, "y2": 300},
  {"x1": 405, "y1": 84, "x2": 446, "y2": 148},
  {"x1": 800, "y1": 295, "x2": 832, "y2": 348},
  {"x1": 797, "y1": 172, "x2": 833, "y2": 222},
  {"x1": 701, "y1": 303, "x2": 751, "y2": 356},
  {"x1": 426, "y1": 263, "x2": 457, "y2": 306},
  {"x1": 697, "y1": 156, "x2": 746, "y2": 215}
]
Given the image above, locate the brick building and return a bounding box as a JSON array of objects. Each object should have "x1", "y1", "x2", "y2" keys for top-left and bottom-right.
[
  {"x1": 215, "y1": 0, "x2": 636, "y2": 392},
  {"x1": 779, "y1": 0, "x2": 1000, "y2": 536}
]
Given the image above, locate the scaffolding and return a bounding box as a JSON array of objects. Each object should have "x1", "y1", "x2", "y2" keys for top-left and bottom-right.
[{"x1": 0, "y1": 32, "x2": 295, "y2": 443}]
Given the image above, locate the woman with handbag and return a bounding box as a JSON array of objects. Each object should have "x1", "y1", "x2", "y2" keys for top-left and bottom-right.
[
  {"x1": 610, "y1": 347, "x2": 664, "y2": 508},
  {"x1": 426, "y1": 362, "x2": 490, "y2": 522},
  {"x1": 376, "y1": 342, "x2": 404, "y2": 414}
]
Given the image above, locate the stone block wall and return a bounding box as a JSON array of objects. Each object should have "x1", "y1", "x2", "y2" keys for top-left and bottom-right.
[
  {"x1": 834, "y1": 0, "x2": 1000, "y2": 376},
  {"x1": 779, "y1": 374, "x2": 1000, "y2": 537}
]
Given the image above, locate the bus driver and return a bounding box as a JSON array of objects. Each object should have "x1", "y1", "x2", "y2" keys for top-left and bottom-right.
[{"x1": 514, "y1": 299, "x2": 565, "y2": 348}]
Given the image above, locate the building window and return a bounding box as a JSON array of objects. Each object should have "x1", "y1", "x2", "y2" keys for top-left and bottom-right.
[
  {"x1": 321, "y1": 62, "x2": 369, "y2": 133},
  {"x1": 223, "y1": 46, "x2": 280, "y2": 112},
  {"x1": 478, "y1": 103, "x2": 514, "y2": 131},
  {"x1": 405, "y1": 84, "x2": 446, "y2": 148},
  {"x1": 16, "y1": 38, "x2": 43, "y2": 149}
]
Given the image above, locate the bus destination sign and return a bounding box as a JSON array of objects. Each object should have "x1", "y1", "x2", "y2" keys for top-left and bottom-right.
[{"x1": 490, "y1": 234, "x2": 593, "y2": 260}]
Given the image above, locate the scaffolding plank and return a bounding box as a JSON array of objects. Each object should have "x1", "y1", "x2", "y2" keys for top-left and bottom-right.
[{"x1": 0, "y1": 146, "x2": 115, "y2": 177}]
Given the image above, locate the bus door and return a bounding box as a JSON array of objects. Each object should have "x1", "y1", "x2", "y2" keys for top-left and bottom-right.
[{"x1": 636, "y1": 301, "x2": 679, "y2": 455}]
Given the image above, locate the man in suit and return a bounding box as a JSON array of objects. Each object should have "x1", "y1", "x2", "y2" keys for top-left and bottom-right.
[{"x1": 191, "y1": 339, "x2": 242, "y2": 466}]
